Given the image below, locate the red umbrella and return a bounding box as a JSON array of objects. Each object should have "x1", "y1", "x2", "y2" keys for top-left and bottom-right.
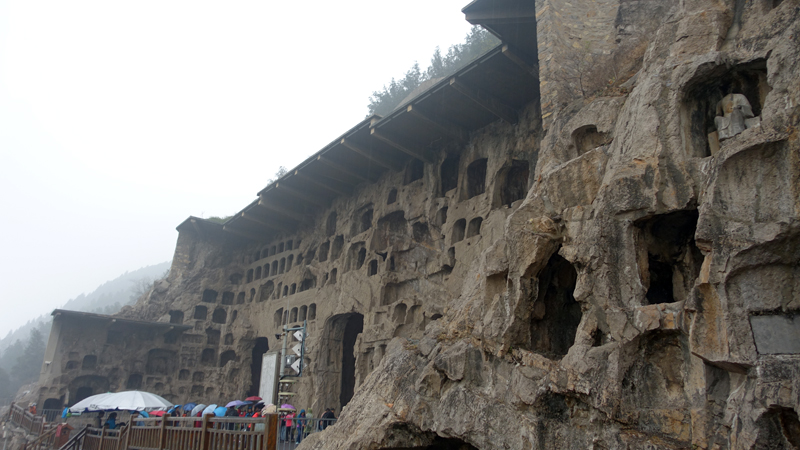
[
  {"x1": 149, "y1": 410, "x2": 167, "y2": 417},
  {"x1": 245, "y1": 396, "x2": 262, "y2": 402}
]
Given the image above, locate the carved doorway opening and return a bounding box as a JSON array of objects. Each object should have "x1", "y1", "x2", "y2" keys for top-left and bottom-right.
[
  {"x1": 247, "y1": 337, "x2": 270, "y2": 397},
  {"x1": 321, "y1": 313, "x2": 364, "y2": 412}
]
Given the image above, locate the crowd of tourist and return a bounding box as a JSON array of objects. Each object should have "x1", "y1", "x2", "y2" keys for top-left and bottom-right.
[{"x1": 68, "y1": 401, "x2": 337, "y2": 444}]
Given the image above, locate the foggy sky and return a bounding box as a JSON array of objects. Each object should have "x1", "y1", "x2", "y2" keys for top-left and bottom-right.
[{"x1": 0, "y1": 0, "x2": 475, "y2": 338}]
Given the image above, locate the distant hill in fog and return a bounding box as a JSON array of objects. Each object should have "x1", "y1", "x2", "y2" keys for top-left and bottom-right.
[{"x1": 0, "y1": 261, "x2": 171, "y2": 353}]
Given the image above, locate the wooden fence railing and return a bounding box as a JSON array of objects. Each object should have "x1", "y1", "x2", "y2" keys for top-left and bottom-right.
[
  {"x1": 63, "y1": 415, "x2": 278, "y2": 450},
  {"x1": 6, "y1": 403, "x2": 55, "y2": 436},
  {"x1": 6, "y1": 404, "x2": 279, "y2": 450},
  {"x1": 21, "y1": 426, "x2": 58, "y2": 450}
]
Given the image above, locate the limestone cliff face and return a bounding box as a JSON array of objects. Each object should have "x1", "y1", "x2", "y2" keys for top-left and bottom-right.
[{"x1": 296, "y1": 1, "x2": 800, "y2": 449}]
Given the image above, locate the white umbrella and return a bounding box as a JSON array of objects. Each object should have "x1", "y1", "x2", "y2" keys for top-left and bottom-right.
[
  {"x1": 70, "y1": 390, "x2": 172, "y2": 412},
  {"x1": 68, "y1": 392, "x2": 114, "y2": 412}
]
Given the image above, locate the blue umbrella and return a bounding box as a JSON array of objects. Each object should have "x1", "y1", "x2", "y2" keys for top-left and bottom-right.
[
  {"x1": 167, "y1": 404, "x2": 181, "y2": 414},
  {"x1": 183, "y1": 402, "x2": 197, "y2": 411},
  {"x1": 213, "y1": 406, "x2": 227, "y2": 417},
  {"x1": 139, "y1": 411, "x2": 150, "y2": 418}
]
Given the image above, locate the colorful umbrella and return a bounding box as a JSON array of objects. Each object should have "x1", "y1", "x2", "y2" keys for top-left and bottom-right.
[
  {"x1": 225, "y1": 400, "x2": 247, "y2": 408},
  {"x1": 280, "y1": 403, "x2": 295, "y2": 410},
  {"x1": 245, "y1": 396, "x2": 262, "y2": 402},
  {"x1": 150, "y1": 411, "x2": 167, "y2": 417},
  {"x1": 213, "y1": 406, "x2": 227, "y2": 417},
  {"x1": 190, "y1": 404, "x2": 207, "y2": 417}
]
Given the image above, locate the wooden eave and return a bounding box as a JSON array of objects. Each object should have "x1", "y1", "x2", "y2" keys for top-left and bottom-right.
[
  {"x1": 462, "y1": 0, "x2": 538, "y2": 62},
  {"x1": 197, "y1": 31, "x2": 539, "y2": 243}
]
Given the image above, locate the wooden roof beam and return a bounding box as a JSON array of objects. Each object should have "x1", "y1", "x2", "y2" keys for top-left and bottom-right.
[
  {"x1": 240, "y1": 212, "x2": 294, "y2": 232},
  {"x1": 340, "y1": 138, "x2": 403, "y2": 172},
  {"x1": 449, "y1": 78, "x2": 518, "y2": 124},
  {"x1": 292, "y1": 171, "x2": 352, "y2": 196},
  {"x1": 275, "y1": 181, "x2": 329, "y2": 207},
  {"x1": 317, "y1": 155, "x2": 375, "y2": 182},
  {"x1": 256, "y1": 198, "x2": 306, "y2": 222},
  {"x1": 501, "y1": 44, "x2": 538, "y2": 77},
  {"x1": 370, "y1": 128, "x2": 435, "y2": 164},
  {"x1": 405, "y1": 104, "x2": 469, "y2": 144},
  {"x1": 223, "y1": 224, "x2": 267, "y2": 242}
]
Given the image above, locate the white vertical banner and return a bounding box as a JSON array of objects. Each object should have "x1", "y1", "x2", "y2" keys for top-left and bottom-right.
[{"x1": 259, "y1": 352, "x2": 280, "y2": 405}]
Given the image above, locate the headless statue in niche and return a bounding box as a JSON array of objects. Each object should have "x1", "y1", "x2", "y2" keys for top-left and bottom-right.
[{"x1": 714, "y1": 93, "x2": 761, "y2": 141}]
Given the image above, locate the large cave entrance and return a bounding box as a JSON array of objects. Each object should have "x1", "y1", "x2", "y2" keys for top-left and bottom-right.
[
  {"x1": 247, "y1": 337, "x2": 270, "y2": 397},
  {"x1": 378, "y1": 425, "x2": 480, "y2": 449},
  {"x1": 321, "y1": 313, "x2": 364, "y2": 412},
  {"x1": 340, "y1": 314, "x2": 364, "y2": 409}
]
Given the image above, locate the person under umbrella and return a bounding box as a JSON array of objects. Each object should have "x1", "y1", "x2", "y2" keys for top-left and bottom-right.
[
  {"x1": 105, "y1": 412, "x2": 118, "y2": 430},
  {"x1": 295, "y1": 409, "x2": 307, "y2": 444}
]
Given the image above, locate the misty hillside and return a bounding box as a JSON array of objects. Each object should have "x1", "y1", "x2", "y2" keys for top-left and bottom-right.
[{"x1": 0, "y1": 261, "x2": 171, "y2": 353}]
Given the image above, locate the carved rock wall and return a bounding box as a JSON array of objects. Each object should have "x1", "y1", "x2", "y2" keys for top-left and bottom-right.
[
  {"x1": 44, "y1": 0, "x2": 800, "y2": 448},
  {"x1": 297, "y1": 0, "x2": 800, "y2": 449}
]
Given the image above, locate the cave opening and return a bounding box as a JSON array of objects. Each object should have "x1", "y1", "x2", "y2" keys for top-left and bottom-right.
[
  {"x1": 755, "y1": 406, "x2": 800, "y2": 449},
  {"x1": 202, "y1": 289, "x2": 218, "y2": 303},
  {"x1": 530, "y1": 252, "x2": 581, "y2": 358},
  {"x1": 404, "y1": 159, "x2": 424, "y2": 185},
  {"x1": 465, "y1": 158, "x2": 488, "y2": 199},
  {"x1": 452, "y1": 219, "x2": 466, "y2": 244},
  {"x1": 339, "y1": 314, "x2": 364, "y2": 410},
  {"x1": 572, "y1": 125, "x2": 610, "y2": 156},
  {"x1": 322, "y1": 314, "x2": 366, "y2": 411},
  {"x1": 635, "y1": 210, "x2": 703, "y2": 305},
  {"x1": 467, "y1": 217, "x2": 482, "y2": 238},
  {"x1": 378, "y1": 425, "x2": 480, "y2": 450},
  {"x1": 494, "y1": 159, "x2": 530, "y2": 207},
  {"x1": 375, "y1": 211, "x2": 407, "y2": 252},
  {"x1": 332, "y1": 235, "x2": 344, "y2": 260},
  {"x1": 247, "y1": 337, "x2": 270, "y2": 397},
  {"x1": 320, "y1": 241, "x2": 330, "y2": 262},
  {"x1": 75, "y1": 387, "x2": 93, "y2": 404},
  {"x1": 169, "y1": 310, "x2": 184, "y2": 324},
  {"x1": 440, "y1": 155, "x2": 460, "y2": 196},
  {"x1": 682, "y1": 60, "x2": 769, "y2": 157}
]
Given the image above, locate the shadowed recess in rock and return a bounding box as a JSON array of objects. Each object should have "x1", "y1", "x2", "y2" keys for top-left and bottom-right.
[
  {"x1": 635, "y1": 210, "x2": 702, "y2": 305},
  {"x1": 529, "y1": 252, "x2": 580, "y2": 358}
]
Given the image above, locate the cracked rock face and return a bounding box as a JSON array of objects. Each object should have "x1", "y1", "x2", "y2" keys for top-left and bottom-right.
[{"x1": 295, "y1": 1, "x2": 800, "y2": 449}]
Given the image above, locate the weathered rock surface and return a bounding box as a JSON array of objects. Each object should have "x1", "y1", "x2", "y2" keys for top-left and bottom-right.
[
  {"x1": 37, "y1": 0, "x2": 800, "y2": 449},
  {"x1": 295, "y1": 1, "x2": 800, "y2": 449}
]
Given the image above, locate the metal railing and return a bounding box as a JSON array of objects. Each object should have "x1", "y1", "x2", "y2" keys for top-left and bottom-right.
[
  {"x1": 276, "y1": 417, "x2": 337, "y2": 449},
  {"x1": 41, "y1": 409, "x2": 63, "y2": 423},
  {"x1": 58, "y1": 425, "x2": 90, "y2": 450}
]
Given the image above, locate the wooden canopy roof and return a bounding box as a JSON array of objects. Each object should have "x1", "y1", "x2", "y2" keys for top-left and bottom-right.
[{"x1": 193, "y1": 5, "x2": 540, "y2": 243}]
